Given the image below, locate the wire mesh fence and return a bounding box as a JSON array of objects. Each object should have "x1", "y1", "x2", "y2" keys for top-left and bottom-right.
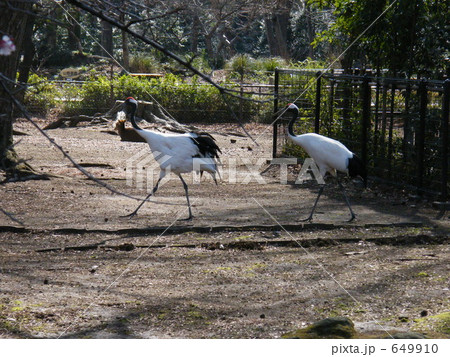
[{"x1": 273, "y1": 68, "x2": 450, "y2": 199}]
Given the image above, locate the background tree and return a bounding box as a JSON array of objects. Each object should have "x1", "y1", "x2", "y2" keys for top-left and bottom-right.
[
  {"x1": 0, "y1": 0, "x2": 37, "y2": 178},
  {"x1": 265, "y1": 0, "x2": 293, "y2": 59},
  {"x1": 309, "y1": 0, "x2": 449, "y2": 77},
  {"x1": 4, "y1": 0, "x2": 444, "y2": 77}
]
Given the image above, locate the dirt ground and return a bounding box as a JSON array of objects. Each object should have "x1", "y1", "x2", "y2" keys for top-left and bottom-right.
[{"x1": 0, "y1": 118, "x2": 448, "y2": 338}]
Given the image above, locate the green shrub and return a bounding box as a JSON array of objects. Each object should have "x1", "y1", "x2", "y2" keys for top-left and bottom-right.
[
  {"x1": 255, "y1": 57, "x2": 287, "y2": 72},
  {"x1": 81, "y1": 76, "x2": 114, "y2": 112},
  {"x1": 59, "y1": 73, "x2": 262, "y2": 122},
  {"x1": 189, "y1": 52, "x2": 212, "y2": 74},
  {"x1": 24, "y1": 74, "x2": 60, "y2": 114},
  {"x1": 129, "y1": 53, "x2": 161, "y2": 73},
  {"x1": 225, "y1": 54, "x2": 257, "y2": 81},
  {"x1": 58, "y1": 82, "x2": 82, "y2": 116}
]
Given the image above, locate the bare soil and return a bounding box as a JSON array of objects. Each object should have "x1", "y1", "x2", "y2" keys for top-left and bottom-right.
[{"x1": 0, "y1": 118, "x2": 448, "y2": 338}]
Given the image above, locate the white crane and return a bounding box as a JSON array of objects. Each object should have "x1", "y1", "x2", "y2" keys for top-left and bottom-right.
[
  {"x1": 122, "y1": 97, "x2": 221, "y2": 220},
  {"x1": 285, "y1": 103, "x2": 367, "y2": 221}
]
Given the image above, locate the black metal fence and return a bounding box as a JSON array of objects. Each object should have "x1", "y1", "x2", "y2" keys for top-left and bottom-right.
[{"x1": 273, "y1": 68, "x2": 450, "y2": 199}]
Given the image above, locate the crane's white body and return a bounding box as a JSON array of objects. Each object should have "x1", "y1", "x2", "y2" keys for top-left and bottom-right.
[
  {"x1": 136, "y1": 130, "x2": 218, "y2": 177},
  {"x1": 288, "y1": 132, "x2": 353, "y2": 178},
  {"x1": 285, "y1": 102, "x2": 366, "y2": 221},
  {"x1": 122, "y1": 97, "x2": 221, "y2": 220}
]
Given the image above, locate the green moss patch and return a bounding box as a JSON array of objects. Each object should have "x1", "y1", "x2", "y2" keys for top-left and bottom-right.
[{"x1": 414, "y1": 312, "x2": 450, "y2": 337}]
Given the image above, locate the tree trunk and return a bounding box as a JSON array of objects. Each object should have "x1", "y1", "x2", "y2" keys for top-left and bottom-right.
[
  {"x1": 17, "y1": 14, "x2": 35, "y2": 95},
  {"x1": 44, "y1": 12, "x2": 58, "y2": 57},
  {"x1": 264, "y1": 1, "x2": 292, "y2": 60},
  {"x1": 204, "y1": 32, "x2": 214, "y2": 63},
  {"x1": 122, "y1": 31, "x2": 130, "y2": 71},
  {"x1": 190, "y1": 15, "x2": 200, "y2": 54},
  {"x1": 265, "y1": 16, "x2": 278, "y2": 56},
  {"x1": 119, "y1": 10, "x2": 129, "y2": 71},
  {"x1": 100, "y1": 20, "x2": 113, "y2": 57},
  {"x1": 68, "y1": 8, "x2": 82, "y2": 53},
  {"x1": 0, "y1": 1, "x2": 37, "y2": 179},
  {"x1": 305, "y1": 5, "x2": 315, "y2": 59},
  {"x1": 273, "y1": 12, "x2": 290, "y2": 59}
]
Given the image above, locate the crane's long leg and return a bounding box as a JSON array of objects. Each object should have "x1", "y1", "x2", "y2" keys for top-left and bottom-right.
[
  {"x1": 336, "y1": 177, "x2": 356, "y2": 222},
  {"x1": 178, "y1": 174, "x2": 193, "y2": 221},
  {"x1": 300, "y1": 184, "x2": 325, "y2": 222},
  {"x1": 122, "y1": 177, "x2": 162, "y2": 218}
]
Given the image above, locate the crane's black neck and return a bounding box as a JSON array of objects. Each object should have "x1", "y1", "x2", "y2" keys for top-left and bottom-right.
[
  {"x1": 126, "y1": 101, "x2": 142, "y2": 131},
  {"x1": 287, "y1": 106, "x2": 299, "y2": 137},
  {"x1": 129, "y1": 112, "x2": 142, "y2": 131}
]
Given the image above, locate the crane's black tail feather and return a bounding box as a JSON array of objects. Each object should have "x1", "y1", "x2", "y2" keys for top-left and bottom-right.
[{"x1": 191, "y1": 133, "x2": 222, "y2": 158}]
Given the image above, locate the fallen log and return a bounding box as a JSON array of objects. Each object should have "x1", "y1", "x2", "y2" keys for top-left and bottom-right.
[
  {"x1": 43, "y1": 115, "x2": 108, "y2": 129},
  {"x1": 43, "y1": 100, "x2": 200, "y2": 133}
]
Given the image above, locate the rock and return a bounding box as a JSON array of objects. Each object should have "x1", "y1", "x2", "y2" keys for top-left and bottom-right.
[
  {"x1": 387, "y1": 332, "x2": 426, "y2": 339},
  {"x1": 117, "y1": 243, "x2": 135, "y2": 251},
  {"x1": 282, "y1": 317, "x2": 357, "y2": 339}
]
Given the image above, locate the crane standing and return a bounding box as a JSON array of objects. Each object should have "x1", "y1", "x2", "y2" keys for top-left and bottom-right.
[
  {"x1": 285, "y1": 103, "x2": 367, "y2": 221},
  {"x1": 122, "y1": 97, "x2": 221, "y2": 220}
]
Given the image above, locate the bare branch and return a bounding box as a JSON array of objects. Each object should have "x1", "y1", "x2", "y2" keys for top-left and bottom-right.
[
  {"x1": 63, "y1": 0, "x2": 268, "y2": 103},
  {"x1": 64, "y1": 0, "x2": 263, "y2": 142},
  {"x1": 66, "y1": 0, "x2": 222, "y2": 90},
  {"x1": 126, "y1": 6, "x2": 186, "y2": 27}
]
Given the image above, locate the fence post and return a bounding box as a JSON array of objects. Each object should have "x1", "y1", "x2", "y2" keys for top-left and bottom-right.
[
  {"x1": 417, "y1": 79, "x2": 427, "y2": 192},
  {"x1": 403, "y1": 83, "x2": 412, "y2": 163},
  {"x1": 273, "y1": 68, "x2": 280, "y2": 158},
  {"x1": 441, "y1": 79, "x2": 450, "y2": 200},
  {"x1": 314, "y1": 71, "x2": 322, "y2": 133},
  {"x1": 387, "y1": 82, "x2": 396, "y2": 178},
  {"x1": 361, "y1": 75, "x2": 371, "y2": 169},
  {"x1": 372, "y1": 77, "x2": 381, "y2": 167}
]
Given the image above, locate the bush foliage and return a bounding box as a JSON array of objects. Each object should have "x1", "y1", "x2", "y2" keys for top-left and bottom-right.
[
  {"x1": 25, "y1": 70, "x2": 274, "y2": 123},
  {"x1": 23, "y1": 74, "x2": 59, "y2": 114}
]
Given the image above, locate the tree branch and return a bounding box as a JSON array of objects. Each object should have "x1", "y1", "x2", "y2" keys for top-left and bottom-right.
[
  {"x1": 65, "y1": 0, "x2": 261, "y2": 142},
  {"x1": 66, "y1": 0, "x2": 222, "y2": 90},
  {"x1": 63, "y1": 0, "x2": 266, "y2": 102},
  {"x1": 126, "y1": 6, "x2": 185, "y2": 27}
]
